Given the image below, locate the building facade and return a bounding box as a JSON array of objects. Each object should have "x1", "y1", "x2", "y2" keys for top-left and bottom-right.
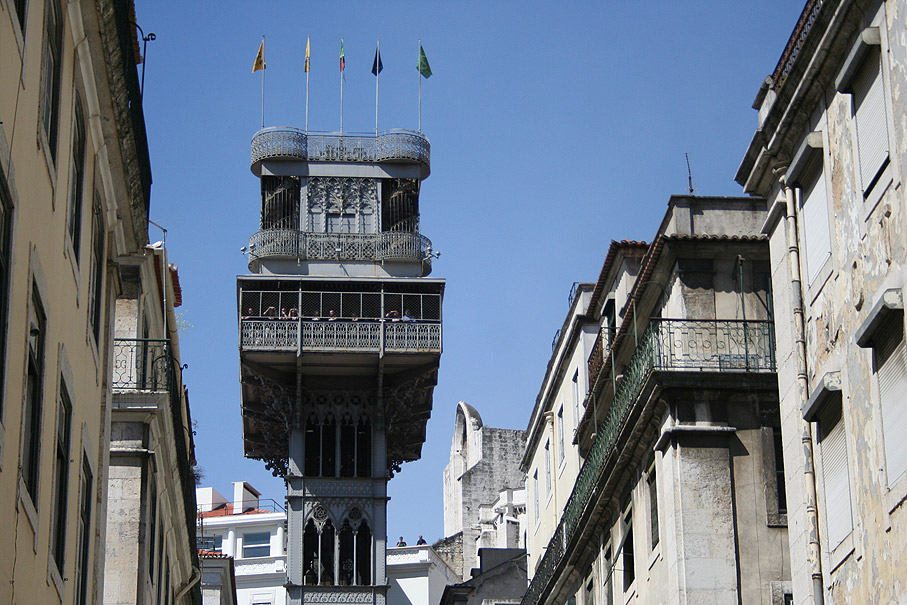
[
  {"x1": 524, "y1": 197, "x2": 792, "y2": 605},
  {"x1": 0, "y1": 0, "x2": 197, "y2": 602},
  {"x1": 442, "y1": 401, "x2": 525, "y2": 578},
  {"x1": 105, "y1": 247, "x2": 200, "y2": 604},
  {"x1": 197, "y1": 483, "x2": 287, "y2": 605},
  {"x1": 737, "y1": 0, "x2": 907, "y2": 601},
  {"x1": 236, "y1": 126, "x2": 444, "y2": 605}
]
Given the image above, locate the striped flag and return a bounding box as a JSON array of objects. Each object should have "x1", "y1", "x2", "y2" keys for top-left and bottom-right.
[
  {"x1": 340, "y1": 39, "x2": 345, "y2": 71},
  {"x1": 305, "y1": 37, "x2": 310, "y2": 73}
]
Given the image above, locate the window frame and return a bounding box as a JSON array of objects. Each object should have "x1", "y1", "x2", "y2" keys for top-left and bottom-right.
[
  {"x1": 66, "y1": 94, "x2": 87, "y2": 263},
  {"x1": 39, "y1": 0, "x2": 64, "y2": 165},
  {"x1": 50, "y1": 378, "x2": 72, "y2": 573},
  {"x1": 0, "y1": 171, "x2": 13, "y2": 420},
  {"x1": 242, "y1": 531, "x2": 272, "y2": 559},
  {"x1": 87, "y1": 193, "x2": 105, "y2": 344},
  {"x1": 21, "y1": 285, "x2": 47, "y2": 505},
  {"x1": 74, "y1": 454, "x2": 93, "y2": 605}
]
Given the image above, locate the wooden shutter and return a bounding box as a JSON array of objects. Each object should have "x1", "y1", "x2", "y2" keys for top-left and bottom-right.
[
  {"x1": 853, "y1": 53, "x2": 889, "y2": 191},
  {"x1": 877, "y1": 328, "x2": 907, "y2": 486},
  {"x1": 818, "y1": 400, "x2": 852, "y2": 549},
  {"x1": 800, "y1": 165, "x2": 831, "y2": 286}
]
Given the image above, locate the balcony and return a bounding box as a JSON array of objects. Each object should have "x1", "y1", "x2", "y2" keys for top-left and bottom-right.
[
  {"x1": 112, "y1": 338, "x2": 174, "y2": 392},
  {"x1": 247, "y1": 229, "x2": 433, "y2": 266},
  {"x1": 251, "y1": 128, "x2": 430, "y2": 176},
  {"x1": 586, "y1": 327, "x2": 614, "y2": 387},
  {"x1": 240, "y1": 319, "x2": 441, "y2": 354},
  {"x1": 525, "y1": 318, "x2": 775, "y2": 605}
]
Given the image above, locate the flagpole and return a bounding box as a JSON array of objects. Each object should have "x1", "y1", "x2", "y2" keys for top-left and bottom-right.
[
  {"x1": 340, "y1": 37, "x2": 344, "y2": 133},
  {"x1": 418, "y1": 39, "x2": 422, "y2": 132},
  {"x1": 305, "y1": 36, "x2": 310, "y2": 132},
  {"x1": 261, "y1": 35, "x2": 266, "y2": 128},
  {"x1": 375, "y1": 38, "x2": 380, "y2": 134}
]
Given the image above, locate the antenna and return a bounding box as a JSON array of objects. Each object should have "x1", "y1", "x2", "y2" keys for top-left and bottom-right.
[{"x1": 685, "y1": 153, "x2": 695, "y2": 195}]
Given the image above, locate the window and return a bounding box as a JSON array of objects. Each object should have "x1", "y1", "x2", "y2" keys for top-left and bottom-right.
[
  {"x1": 602, "y1": 542, "x2": 614, "y2": 605},
  {"x1": 67, "y1": 96, "x2": 87, "y2": 260},
  {"x1": 305, "y1": 416, "x2": 371, "y2": 478},
  {"x1": 557, "y1": 406, "x2": 565, "y2": 466},
  {"x1": 773, "y1": 427, "x2": 788, "y2": 515},
  {"x1": 51, "y1": 381, "x2": 72, "y2": 572},
  {"x1": 817, "y1": 395, "x2": 852, "y2": 549},
  {"x1": 647, "y1": 467, "x2": 659, "y2": 549},
  {"x1": 851, "y1": 47, "x2": 889, "y2": 196},
  {"x1": 0, "y1": 174, "x2": 12, "y2": 413},
  {"x1": 22, "y1": 287, "x2": 46, "y2": 502},
  {"x1": 40, "y1": 0, "x2": 63, "y2": 162},
  {"x1": 87, "y1": 195, "x2": 105, "y2": 342},
  {"x1": 796, "y1": 156, "x2": 831, "y2": 286},
  {"x1": 243, "y1": 532, "x2": 271, "y2": 558},
  {"x1": 532, "y1": 471, "x2": 539, "y2": 525},
  {"x1": 212, "y1": 534, "x2": 223, "y2": 553},
  {"x1": 873, "y1": 315, "x2": 907, "y2": 486},
  {"x1": 74, "y1": 456, "x2": 93, "y2": 605},
  {"x1": 621, "y1": 504, "x2": 634, "y2": 591},
  {"x1": 572, "y1": 370, "x2": 581, "y2": 428},
  {"x1": 544, "y1": 440, "x2": 552, "y2": 497}
]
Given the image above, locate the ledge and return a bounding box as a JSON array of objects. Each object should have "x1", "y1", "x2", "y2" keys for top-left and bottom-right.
[
  {"x1": 855, "y1": 288, "x2": 903, "y2": 348},
  {"x1": 803, "y1": 371, "x2": 842, "y2": 421}
]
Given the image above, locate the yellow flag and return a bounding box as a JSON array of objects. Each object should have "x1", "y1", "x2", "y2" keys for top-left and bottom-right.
[
  {"x1": 252, "y1": 40, "x2": 265, "y2": 73},
  {"x1": 305, "y1": 37, "x2": 310, "y2": 73}
]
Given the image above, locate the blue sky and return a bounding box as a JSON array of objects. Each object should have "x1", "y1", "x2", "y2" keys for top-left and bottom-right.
[{"x1": 135, "y1": 2, "x2": 805, "y2": 544}]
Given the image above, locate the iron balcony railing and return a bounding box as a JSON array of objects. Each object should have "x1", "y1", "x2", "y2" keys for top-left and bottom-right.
[
  {"x1": 247, "y1": 229, "x2": 432, "y2": 265},
  {"x1": 240, "y1": 289, "x2": 442, "y2": 325},
  {"x1": 587, "y1": 326, "x2": 615, "y2": 387},
  {"x1": 240, "y1": 319, "x2": 442, "y2": 354},
  {"x1": 112, "y1": 338, "x2": 173, "y2": 391},
  {"x1": 524, "y1": 318, "x2": 775, "y2": 605},
  {"x1": 251, "y1": 127, "x2": 430, "y2": 169}
]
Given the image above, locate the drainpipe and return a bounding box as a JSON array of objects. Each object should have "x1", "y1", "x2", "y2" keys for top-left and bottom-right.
[
  {"x1": 778, "y1": 173, "x2": 824, "y2": 604},
  {"x1": 174, "y1": 565, "x2": 201, "y2": 601}
]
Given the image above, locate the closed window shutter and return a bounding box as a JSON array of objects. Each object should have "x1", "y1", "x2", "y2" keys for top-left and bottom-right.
[
  {"x1": 800, "y1": 166, "x2": 831, "y2": 285},
  {"x1": 877, "y1": 330, "x2": 907, "y2": 486},
  {"x1": 853, "y1": 54, "x2": 889, "y2": 191},
  {"x1": 818, "y1": 401, "x2": 852, "y2": 549}
]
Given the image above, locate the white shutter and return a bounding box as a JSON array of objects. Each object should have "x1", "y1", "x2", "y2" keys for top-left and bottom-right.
[
  {"x1": 879, "y1": 336, "x2": 907, "y2": 486},
  {"x1": 853, "y1": 55, "x2": 889, "y2": 191},
  {"x1": 819, "y1": 404, "x2": 852, "y2": 549},
  {"x1": 800, "y1": 167, "x2": 831, "y2": 285}
]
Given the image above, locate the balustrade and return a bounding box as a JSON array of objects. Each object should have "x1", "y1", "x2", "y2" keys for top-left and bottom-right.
[
  {"x1": 112, "y1": 338, "x2": 173, "y2": 392},
  {"x1": 251, "y1": 128, "x2": 430, "y2": 168},
  {"x1": 248, "y1": 230, "x2": 432, "y2": 265},
  {"x1": 241, "y1": 319, "x2": 441, "y2": 354}
]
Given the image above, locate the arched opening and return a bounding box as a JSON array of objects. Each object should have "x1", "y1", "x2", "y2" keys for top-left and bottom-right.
[
  {"x1": 356, "y1": 521, "x2": 372, "y2": 585},
  {"x1": 320, "y1": 519, "x2": 335, "y2": 585}
]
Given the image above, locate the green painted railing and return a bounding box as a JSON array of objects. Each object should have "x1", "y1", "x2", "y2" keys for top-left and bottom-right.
[{"x1": 524, "y1": 319, "x2": 775, "y2": 605}]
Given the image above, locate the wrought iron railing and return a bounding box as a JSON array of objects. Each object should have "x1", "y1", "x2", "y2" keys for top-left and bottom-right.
[
  {"x1": 524, "y1": 319, "x2": 775, "y2": 605},
  {"x1": 587, "y1": 327, "x2": 614, "y2": 388},
  {"x1": 247, "y1": 229, "x2": 432, "y2": 265},
  {"x1": 251, "y1": 127, "x2": 430, "y2": 168},
  {"x1": 771, "y1": 0, "x2": 824, "y2": 89},
  {"x1": 112, "y1": 338, "x2": 173, "y2": 391},
  {"x1": 240, "y1": 319, "x2": 442, "y2": 353}
]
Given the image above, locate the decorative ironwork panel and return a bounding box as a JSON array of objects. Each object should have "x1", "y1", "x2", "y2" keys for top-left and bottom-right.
[
  {"x1": 251, "y1": 128, "x2": 429, "y2": 167},
  {"x1": 302, "y1": 321, "x2": 382, "y2": 352},
  {"x1": 241, "y1": 320, "x2": 299, "y2": 351},
  {"x1": 651, "y1": 319, "x2": 775, "y2": 372},
  {"x1": 248, "y1": 230, "x2": 431, "y2": 265},
  {"x1": 587, "y1": 327, "x2": 613, "y2": 389},
  {"x1": 384, "y1": 323, "x2": 441, "y2": 352},
  {"x1": 301, "y1": 588, "x2": 375, "y2": 604},
  {"x1": 112, "y1": 339, "x2": 172, "y2": 392}
]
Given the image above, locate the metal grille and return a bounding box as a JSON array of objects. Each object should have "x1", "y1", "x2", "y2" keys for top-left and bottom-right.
[
  {"x1": 245, "y1": 289, "x2": 440, "y2": 322},
  {"x1": 247, "y1": 230, "x2": 431, "y2": 265},
  {"x1": 112, "y1": 339, "x2": 171, "y2": 391},
  {"x1": 587, "y1": 327, "x2": 614, "y2": 388},
  {"x1": 524, "y1": 319, "x2": 775, "y2": 605},
  {"x1": 251, "y1": 128, "x2": 430, "y2": 167},
  {"x1": 241, "y1": 320, "x2": 299, "y2": 351}
]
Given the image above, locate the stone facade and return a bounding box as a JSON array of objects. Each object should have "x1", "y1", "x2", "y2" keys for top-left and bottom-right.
[
  {"x1": 737, "y1": 0, "x2": 907, "y2": 601},
  {"x1": 442, "y1": 402, "x2": 526, "y2": 577},
  {"x1": 524, "y1": 199, "x2": 791, "y2": 605}
]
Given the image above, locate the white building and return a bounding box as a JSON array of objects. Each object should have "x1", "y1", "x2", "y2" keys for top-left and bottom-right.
[
  {"x1": 386, "y1": 545, "x2": 460, "y2": 605},
  {"x1": 197, "y1": 483, "x2": 287, "y2": 605}
]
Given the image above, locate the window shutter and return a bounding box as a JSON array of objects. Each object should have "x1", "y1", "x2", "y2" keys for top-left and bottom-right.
[
  {"x1": 853, "y1": 55, "x2": 889, "y2": 191},
  {"x1": 800, "y1": 167, "x2": 831, "y2": 285},
  {"x1": 878, "y1": 335, "x2": 907, "y2": 486},
  {"x1": 819, "y1": 402, "x2": 852, "y2": 549}
]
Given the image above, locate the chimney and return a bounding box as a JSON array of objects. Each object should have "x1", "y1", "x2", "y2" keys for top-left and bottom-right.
[{"x1": 232, "y1": 481, "x2": 261, "y2": 513}]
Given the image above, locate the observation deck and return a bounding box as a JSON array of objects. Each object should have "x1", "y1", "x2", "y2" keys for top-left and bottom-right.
[{"x1": 251, "y1": 128, "x2": 430, "y2": 178}]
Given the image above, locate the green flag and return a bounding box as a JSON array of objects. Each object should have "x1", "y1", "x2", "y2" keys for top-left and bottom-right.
[{"x1": 418, "y1": 45, "x2": 432, "y2": 78}]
